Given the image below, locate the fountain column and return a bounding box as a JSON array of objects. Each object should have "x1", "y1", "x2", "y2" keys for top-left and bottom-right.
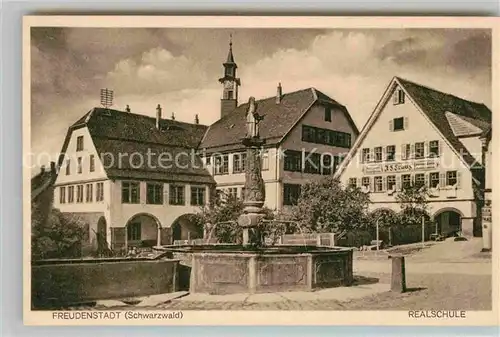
[{"x1": 238, "y1": 97, "x2": 266, "y2": 247}]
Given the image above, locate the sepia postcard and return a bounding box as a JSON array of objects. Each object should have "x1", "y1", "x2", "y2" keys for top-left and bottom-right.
[{"x1": 23, "y1": 16, "x2": 499, "y2": 326}]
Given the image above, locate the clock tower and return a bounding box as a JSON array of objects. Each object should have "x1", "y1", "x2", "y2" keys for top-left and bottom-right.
[{"x1": 218, "y1": 36, "x2": 241, "y2": 119}]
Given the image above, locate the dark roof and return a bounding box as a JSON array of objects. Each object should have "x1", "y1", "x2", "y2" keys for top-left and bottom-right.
[
  {"x1": 65, "y1": 108, "x2": 215, "y2": 184},
  {"x1": 200, "y1": 88, "x2": 358, "y2": 151},
  {"x1": 397, "y1": 77, "x2": 491, "y2": 167},
  {"x1": 73, "y1": 108, "x2": 208, "y2": 148},
  {"x1": 31, "y1": 166, "x2": 57, "y2": 201},
  {"x1": 480, "y1": 126, "x2": 492, "y2": 141},
  {"x1": 226, "y1": 43, "x2": 235, "y2": 64}
]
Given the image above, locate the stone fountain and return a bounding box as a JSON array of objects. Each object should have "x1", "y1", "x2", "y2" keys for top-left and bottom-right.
[{"x1": 161, "y1": 97, "x2": 353, "y2": 295}]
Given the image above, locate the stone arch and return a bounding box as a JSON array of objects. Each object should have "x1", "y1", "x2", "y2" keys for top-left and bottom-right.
[
  {"x1": 431, "y1": 207, "x2": 464, "y2": 237},
  {"x1": 171, "y1": 213, "x2": 202, "y2": 243},
  {"x1": 125, "y1": 213, "x2": 162, "y2": 249}
]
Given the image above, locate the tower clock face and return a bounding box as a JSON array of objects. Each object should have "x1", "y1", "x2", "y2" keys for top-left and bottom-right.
[{"x1": 224, "y1": 81, "x2": 234, "y2": 90}]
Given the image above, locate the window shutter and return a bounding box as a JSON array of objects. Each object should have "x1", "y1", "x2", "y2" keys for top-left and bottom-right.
[
  {"x1": 382, "y1": 176, "x2": 387, "y2": 192},
  {"x1": 393, "y1": 91, "x2": 399, "y2": 104},
  {"x1": 389, "y1": 119, "x2": 394, "y2": 132},
  {"x1": 401, "y1": 144, "x2": 407, "y2": 160},
  {"x1": 424, "y1": 173, "x2": 429, "y2": 188},
  {"x1": 424, "y1": 141, "x2": 429, "y2": 158},
  {"x1": 357, "y1": 178, "x2": 361, "y2": 187},
  {"x1": 439, "y1": 172, "x2": 446, "y2": 188},
  {"x1": 456, "y1": 172, "x2": 462, "y2": 189},
  {"x1": 404, "y1": 117, "x2": 409, "y2": 130},
  {"x1": 410, "y1": 144, "x2": 415, "y2": 159},
  {"x1": 438, "y1": 140, "x2": 442, "y2": 157},
  {"x1": 382, "y1": 147, "x2": 386, "y2": 161},
  {"x1": 396, "y1": 175, "x2": 401, "y2": 191},
  {"x1": 370, "y1": 177, "x2": 374, "y2": 193}
]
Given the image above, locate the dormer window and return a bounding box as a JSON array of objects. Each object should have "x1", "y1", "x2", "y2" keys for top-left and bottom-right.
[{"x1": 393, "y1": 88, "x2": 405, "y2": 105}]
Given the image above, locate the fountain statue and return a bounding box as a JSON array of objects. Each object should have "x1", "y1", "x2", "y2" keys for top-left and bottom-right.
[
  {"x1": 160, "y1": 95, "x2": 353, "y2": 295},
  {"x1": 238, "y1": 97, "x2": 266, "y2": 246}
]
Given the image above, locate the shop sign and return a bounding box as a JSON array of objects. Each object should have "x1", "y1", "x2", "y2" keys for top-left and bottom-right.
[{"x1": 362, "y1": 159, "x2": 439, "y2": 175}]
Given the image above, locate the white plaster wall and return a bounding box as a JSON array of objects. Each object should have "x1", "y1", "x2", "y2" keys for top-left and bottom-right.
[
  {"x1": 338, "y1": 84, "x2": 476, "y2": 216},
  {"x1": 108, "y1": 180, "x2": 210, "y2": 229}
]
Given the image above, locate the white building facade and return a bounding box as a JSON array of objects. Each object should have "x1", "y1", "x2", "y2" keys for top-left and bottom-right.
[
  {"x1": 53, "y1": 107, "x2": 215, "y2": 253},
  {"x1": 335, "y1": 77, "x2": 491, "y2": 237}
]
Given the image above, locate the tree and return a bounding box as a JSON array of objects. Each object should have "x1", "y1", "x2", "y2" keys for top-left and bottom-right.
[
  {"x1": 32, "y1": 208, "x2": 87, "y2": 260},
  {"x1": 192, "y1": 192, "x2": 275, "y2": 244},
  {"x1": 395, "y1": 184, "x2": 431, "y2": 226},
  {"x1": 290, "y1": 176, "x2": 372, "y2": 233}
]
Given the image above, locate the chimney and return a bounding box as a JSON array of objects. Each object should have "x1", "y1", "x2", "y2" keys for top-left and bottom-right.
[
  {"x1": 50, "y1": 161, "x2": 56, "y2": 172},
  {"x1": 276, "y1": 83, "x2": 282, "y2": 104},
  {"x1": 195, "y1": 114, "x2": 199, "y2": 124},
  {"x1": 171, "y1": 112, "x2": 175, "y2": 121},
  {"x1": 156, "y1": 104, "x2": 162, "y2": 129},
  {"x1": 125, "y1": 104, "x2": 131, "y2": 112}
]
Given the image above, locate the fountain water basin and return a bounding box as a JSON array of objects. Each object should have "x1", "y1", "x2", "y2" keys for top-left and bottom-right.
[
  {"x1": 161, "y1": 97, "x2": 354, "y2": 295},
  {"x1": 163, "y1": 244, "x2": 353, "y2": 295}
]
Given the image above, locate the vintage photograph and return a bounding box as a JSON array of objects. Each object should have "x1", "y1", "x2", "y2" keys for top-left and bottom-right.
[{"x1": 26, "y1": 17, "x2": 495, "y2": 323}]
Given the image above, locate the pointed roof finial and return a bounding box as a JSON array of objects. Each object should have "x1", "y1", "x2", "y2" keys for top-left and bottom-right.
[{"x1": 226, "y1": 34, "x2": 235, "y2": 64}]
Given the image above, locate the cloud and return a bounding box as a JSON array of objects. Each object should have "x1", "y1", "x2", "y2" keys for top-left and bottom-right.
[
  {"x1": 106, "y1": 47, "x2": 210, "y2": 95},
  {"x1": 30, "y1": 28, "x2": 492, "y2": 168}
]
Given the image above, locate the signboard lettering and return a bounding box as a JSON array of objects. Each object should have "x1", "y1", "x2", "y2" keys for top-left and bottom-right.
[{"x1": 363, "y1": 159, "x2": 439, "y2": 175}]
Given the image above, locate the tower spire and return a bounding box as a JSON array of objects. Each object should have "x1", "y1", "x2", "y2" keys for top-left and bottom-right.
[
  {"x1": 226, "y1": 33, "x2": 235, "y2": 64},
  {"x1": 218, "y1": 34, "x2": 241, "y2": 120}
]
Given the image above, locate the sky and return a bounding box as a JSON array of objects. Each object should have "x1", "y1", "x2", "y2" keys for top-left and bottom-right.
[{"x1": 30, "y1": 28, "x2": 492, "y2": 171}]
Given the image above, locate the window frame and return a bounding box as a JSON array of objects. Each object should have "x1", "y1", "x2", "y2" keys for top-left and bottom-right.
[
  {"x1": 85, "y1": 183, "x2": 93, "y2": 202},
  {"x1": 374, "y1": 147, "x2": 383, "y2": 162},
  {"x1": 68, "y1": 186, "x2": 75, "y2": 203},
  {"x1": 122, "y1": 181, "x2": 140, "y2": 204},
  {"x1": 76, "y1": 184, "x2": 84, "y2": 203},
  {"x1": 284, "y1": 150, "x2": 302, "y2": 172},
  {"x1": 386, "y1": 145, "x2": 396, "y2": 161},
  {"x1": 59, "y1": 186, "x2": 66, "y2": 204},
  {"x1": 89, "y1": 155, "x2": 95, "y2": 172},
  {"x1": 393, "y1": 117, "x2": 405, "y2": 131},
  {"x1": 414, "y1": 142, "x2": 425, "y2": 159},
  {"x1": 446, "y1": 171, "x2": 458, "y2": 187},
  {"x1": 76, "y1": 136, "x2": 84, "y2": 152},
  {"x1": 146, "y1": 183, "x2": 164, "y2": 205},
  {"x1": 214, "y1": 154, "x2": 229, "y2": 175},
  {"x1": 96, "y1": 182, "x2": 104, "y2": 202},
  {"x1": 374, "y1": 176, "x2": 383, "y2": 192},
  {"x1": 429, "y1": 172, "x2": 440, "y2": 188},
  {"x1": 414, "y1": 173, "x2": 425, "y2": 188},
  {"x1": 324, "y1": 106, "x2": 332, "y2": 122},
  {"x1": 429, "y1": 140, "x2": 440, "y2": 157},
  {"x1": 190, "y1": 186, "x2": 206, "y2": 206},
  {"x1": 169, "y1": 185, "x2": 186, "y2": 206},
  {"x1": 283, "y1": 184, "x2": 301, "y2": 206},
  {"x1": 387, "y1": 175, "x2": 396, "y2": 190},
  {"x1": 401, "y1": 174, "x2": 412, "y2": 189}
]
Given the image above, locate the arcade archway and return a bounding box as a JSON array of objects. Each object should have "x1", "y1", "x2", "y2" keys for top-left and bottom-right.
[
  {"x1": 433, "y1": 208, "x2": 464, "y2": 238},
  {"x1": 171, "y1": 214, "x2": 203, "y2": 243}
]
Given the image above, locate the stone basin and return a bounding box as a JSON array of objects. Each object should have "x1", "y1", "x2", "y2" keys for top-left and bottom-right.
[{"x1": 160, "y1": 245, "x2": 353, "y2": 295}]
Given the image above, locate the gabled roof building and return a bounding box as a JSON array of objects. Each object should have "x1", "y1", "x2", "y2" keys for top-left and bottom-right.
[
  {"x1": 199, "y1": 41, "x2": 360, "y2": 210},
  {"x1": 335, "y1": 76, "x2": 491, "y2": 238},
  {"x1": 53, "y1": 105, "x2": 214, "y2": 253}
]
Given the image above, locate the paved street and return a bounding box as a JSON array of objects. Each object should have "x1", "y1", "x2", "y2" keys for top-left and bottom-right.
[{"x1": 73, "y1": 238, "x2": 492, "y2": 311}]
